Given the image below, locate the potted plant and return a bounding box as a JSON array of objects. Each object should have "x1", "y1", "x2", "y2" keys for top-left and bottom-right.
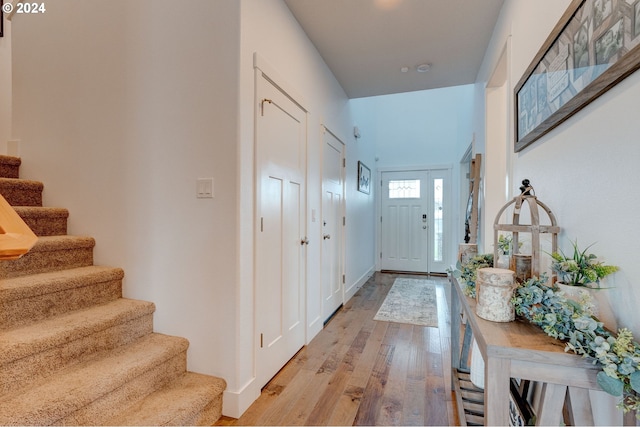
[
  {"x1": 496, "y1": 234, "x2": 512, "y2": 268},
  {"x1": 550, "y1": 240, "x2": 619, "y2": 288}
]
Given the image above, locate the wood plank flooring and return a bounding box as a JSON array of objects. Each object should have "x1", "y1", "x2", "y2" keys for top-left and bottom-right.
[{"x1": 216, "y1": 272, "x2": 459, "y2": 426}]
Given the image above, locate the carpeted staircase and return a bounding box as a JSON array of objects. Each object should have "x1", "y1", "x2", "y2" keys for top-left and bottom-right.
[{"x1": 0, "y1": 155, "x2": 226, "y2": 425}]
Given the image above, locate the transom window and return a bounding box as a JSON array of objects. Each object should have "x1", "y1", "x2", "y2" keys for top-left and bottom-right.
[{"x1": 388, "y1": 180, "x2": 420, "y2": 199}]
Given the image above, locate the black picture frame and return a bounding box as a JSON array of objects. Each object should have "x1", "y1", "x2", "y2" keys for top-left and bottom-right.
[
  {"x1": 1, "y1": 1, "x2": 4, "y2": 38},
  {"x1": 357, "y1": 161, "x2": 370, "y2": 195},
  {"x1": 514, "y1": 0, "x2": 640, "y2": 152}
]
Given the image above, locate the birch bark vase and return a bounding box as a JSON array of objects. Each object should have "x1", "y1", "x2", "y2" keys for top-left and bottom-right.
[{"x1": 476, "y1": 268, "x2": 516, "y2": 322}]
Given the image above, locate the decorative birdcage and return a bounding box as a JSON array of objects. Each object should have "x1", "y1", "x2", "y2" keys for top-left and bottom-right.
[{"x1": 493, "y1": 179, "x2": 560, "y2": 281}]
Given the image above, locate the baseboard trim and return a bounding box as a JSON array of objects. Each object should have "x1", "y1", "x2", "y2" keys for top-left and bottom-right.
[
  {"x1": 222, "y1": 379, "x2": 260, "y2": 419},
  {"x1": 345, "y1": 266, "x2": 375, "y2": 301}
]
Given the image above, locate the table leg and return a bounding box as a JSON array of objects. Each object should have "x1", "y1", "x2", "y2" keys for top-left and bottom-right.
[
  {"x1": 450, "y1": 275, "x2": 461, "y2": 389},
  {"x1": 537, "y1": 383, "x2": 567, "y2": 426},
  {"x1": 484, "y1": 357, "x2": 511, "y2": 426}
]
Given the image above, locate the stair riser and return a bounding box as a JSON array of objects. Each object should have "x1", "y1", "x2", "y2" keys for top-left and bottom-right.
[
  {"x1": 59, "y1": 352, "x2": 187, "y2": 426},
  {"x1": 20, "y1": 216, "x2": 68, "y2": 236},
  {"x1": 0, "y1": 164, "x2": 20, "y2": 179},
  {"x1": 0, "y1": 187, "x2": 42, "y2": 207},
  {"x1": 0, "y1": 247, "x2": 93, "y2": 279},
  {"x1": 0, "y1": 314, "x2": 154, "y2": 396},
  {"x1": 0, "y1": 279, "x2": 122, "y2": 330}
]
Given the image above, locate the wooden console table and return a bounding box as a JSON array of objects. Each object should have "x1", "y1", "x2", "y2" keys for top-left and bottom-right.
[{"x1": 449, "y1": 273, "x2": 603, "y2": 426}]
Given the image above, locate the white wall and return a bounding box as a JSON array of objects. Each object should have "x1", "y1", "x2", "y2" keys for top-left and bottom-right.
[
  {"x1": 476, "y1": 1, "x2": 640, "y2": 423},
  {"x1": 11, "y1": 0, "x2": 242, "y2": 410},
  {"x1": 351, "y1": 86, "x2": 475, "y2": 260}
]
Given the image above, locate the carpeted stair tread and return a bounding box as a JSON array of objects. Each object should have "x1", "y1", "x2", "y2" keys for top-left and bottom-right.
[
  {"x1": 0, "y1": 266, "x2": 124, "y2": 329},
  {"x1": 0, "y1": 265, "x2": 123, "y2": 303},
  {"x1": 0, "y1": 177, "x2": 43, "y2": 206},
  {"x1": 0, "y1": 333, "x2": 189, "y2": 426},
  {"x1": 0, "y1": 235, "x2": 95, "y2": 278},
  {"x1": 103, "y1": 372, "x2": 227, "y2": 426},
  {"x1": 0, "y1": 298, "x2": 155, "y2": 365},
  {"x1": 13, "y1": 206, "x2": 69, "y2": 236},
  {"x1": 26, "y1": 235, "x2": 95, "y2": 251},
  {"x1": 0, "y1": 155, "x2": 21, "y2": 179}
]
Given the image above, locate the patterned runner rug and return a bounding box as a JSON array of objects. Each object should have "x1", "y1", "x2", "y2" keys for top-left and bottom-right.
[{"x1": 373, "y1": 277, "x2": 438, "y2": 327}]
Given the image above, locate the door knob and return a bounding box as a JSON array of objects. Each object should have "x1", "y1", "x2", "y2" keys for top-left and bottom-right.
[
  {"x1": 300, "y1": 237, "x2": 309, "y2": 245},
  {"x1": 323, "y1": 234, "x2": 331, "y2": 240}
]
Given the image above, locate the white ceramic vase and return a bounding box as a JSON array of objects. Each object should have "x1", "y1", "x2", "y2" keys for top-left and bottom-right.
[{"x1": 556, "y1": 282, "x2": 598, "y2": 316}]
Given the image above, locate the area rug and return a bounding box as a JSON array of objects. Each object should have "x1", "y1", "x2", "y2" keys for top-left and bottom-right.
[{"x1": 373, "y1": 278, "x2": 438, "y2": 327}]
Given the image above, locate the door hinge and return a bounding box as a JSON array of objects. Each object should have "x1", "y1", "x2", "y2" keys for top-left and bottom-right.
[
  {"x1": 380, "y1": 252, "x2": 382, "y2": 259},
  {"x1": 260, "y1": 217, "x2": 264, "y2": 232},
  {"x1": 342, "y1": 274, "x2": 345, "y2": 284},
  {"x1": 343, "y1": 158, "x2": 346, "y2": 167},
  {"x1": 260, "y1": 333, "x2": 264, "y2": 348},
  {"x1": 343, "y1": 216, "x2": 346, "y2": 226},
  {"x1": 380, "y1": 216, "x2": 383, "y2": 223}
]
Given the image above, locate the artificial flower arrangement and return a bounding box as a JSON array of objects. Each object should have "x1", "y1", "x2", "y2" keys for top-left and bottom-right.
[
  {"x1": 513, "y1": 275, "x2": 640, "y2": 418},
  {"x1": 550, "y1": 240, "x2": 619, "y2": 288}
]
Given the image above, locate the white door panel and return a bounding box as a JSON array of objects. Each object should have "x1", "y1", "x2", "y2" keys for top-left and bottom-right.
[
  {"x1": 321, "y1": 130, "x2": 345, "y2": 321},
  {"x1": 381, "y1": 171, "x2": 428, "y2": 272},
  {"x1": 255, "y1": 73, "x2": 306, "y2": 389}
]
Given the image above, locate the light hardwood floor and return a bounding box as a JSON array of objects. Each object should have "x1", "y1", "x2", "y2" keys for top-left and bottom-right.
[{"x1": 216, "y1": 272, "x2": 459, "y2": 426}]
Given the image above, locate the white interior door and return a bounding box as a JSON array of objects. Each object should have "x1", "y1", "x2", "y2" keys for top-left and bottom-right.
[
  {"x1": 321, "y1": 129, "x2": 344, "y2": 322},
  {"x1": 255, "y1": 73, "x2": 307, "y2": 389},
  {"x1": 380, "y1": 169, "x2": 450, "y2": 273}
]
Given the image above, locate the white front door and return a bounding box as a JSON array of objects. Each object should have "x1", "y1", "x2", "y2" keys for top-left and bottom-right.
[
  {"x1": 321, "y1": 129, "x2": 344, "y2": 322},
  {"x1": 255, "y1": 73, "x2": 307, "y2": 389},
  {"x1": 380, "y1": 169, "x2": 450, "y2": 273}
]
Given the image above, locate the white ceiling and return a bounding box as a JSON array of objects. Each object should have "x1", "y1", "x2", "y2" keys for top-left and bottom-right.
[{"x1": 283, "y1": 0, "x2": 505, "y2": 99}]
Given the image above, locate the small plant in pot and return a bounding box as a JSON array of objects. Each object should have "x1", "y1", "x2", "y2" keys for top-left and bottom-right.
[{"x1": 550, "y1": 240, "x2": 619, "y2": 289}]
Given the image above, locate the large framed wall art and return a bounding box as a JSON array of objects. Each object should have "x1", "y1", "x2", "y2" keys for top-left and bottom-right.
[{"x1": 514, "y1": 0, "x2": 640, "y2": 152}]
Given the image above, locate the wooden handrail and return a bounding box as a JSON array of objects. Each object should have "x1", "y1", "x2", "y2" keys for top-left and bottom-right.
[{"x1": 0, "y1": 193, "x2": 37, "y2": 260}]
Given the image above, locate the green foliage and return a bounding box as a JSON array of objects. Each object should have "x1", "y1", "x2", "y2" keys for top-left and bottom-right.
[
  {"x1": 450, "y1": 253, "x2": 493, "y2": 298},
  {"x1": 497, "y1": 235, "x2": 512, "y2": 255},
  {"x1": 512, "y1": 275, "x2": 640, "y2": 418},
  {"x1": 550, "y1": 240, "x2": 619, "y2": 287}
]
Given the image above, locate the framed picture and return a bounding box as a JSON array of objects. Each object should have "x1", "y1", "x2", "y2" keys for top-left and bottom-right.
[
  {"x1": 514, "y1": 0, "x2": 640, "y2": 152},
  {"x1": 1, "y1": 1, "x2": 4, "y2": 38},
  {"x1": 357, "y1": 161, "x2": 370, "y2": 194}
]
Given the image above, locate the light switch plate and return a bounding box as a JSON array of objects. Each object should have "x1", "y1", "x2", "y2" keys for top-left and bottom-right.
[{"x1": 196, "y1": 178, "x2": 214, "y2": 198}]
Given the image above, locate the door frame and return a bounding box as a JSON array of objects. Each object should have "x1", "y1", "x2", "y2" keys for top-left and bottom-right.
[
  {"x1": 320, "y1": 125, "x2": 346, "y2": 322},
  {"x1": 376, "y1": 164, "x2": 453, "y2": 273}
]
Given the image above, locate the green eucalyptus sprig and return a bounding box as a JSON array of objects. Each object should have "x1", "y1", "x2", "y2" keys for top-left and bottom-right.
[
  {"x1": 448, "y1": 253, "x2": 493, "y2": 298},
  {"x1": 512, "y1": 275, "x2": 640, "y2": 418}
]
